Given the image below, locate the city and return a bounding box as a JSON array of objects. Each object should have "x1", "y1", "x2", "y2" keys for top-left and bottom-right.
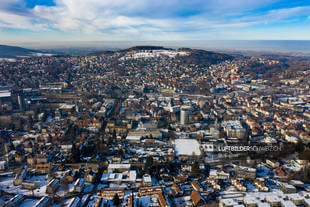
[
  {"x1": 0, "y1": 46, "x2": 309, "y2": 206},
  {"x1": 1, "y1": 0, "x2": 310, "y2": 206}
]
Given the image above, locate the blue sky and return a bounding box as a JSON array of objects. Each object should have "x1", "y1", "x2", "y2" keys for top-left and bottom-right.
[{"x1": 1, "y1": 0, "x2": 310, "y2": 43}]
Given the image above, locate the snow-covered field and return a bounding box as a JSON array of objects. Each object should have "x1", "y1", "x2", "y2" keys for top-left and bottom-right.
[
  {"x1": 173, "y1": 139, "x2": 201, "y2": 156},
  {"x1": 120, "y1": 50, "x2": 189, "y2": 60}
]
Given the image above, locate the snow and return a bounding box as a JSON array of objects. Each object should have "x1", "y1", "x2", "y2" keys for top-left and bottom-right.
[
  {"x1": 173, "y1": 139, "x2": 201, "y2": 156},
  {"x1": 0, "y1": 176, "x2": 48, "y2": 197},
  {"x1": 120, "y1": 50, "x2": 189, "y2": 60}
]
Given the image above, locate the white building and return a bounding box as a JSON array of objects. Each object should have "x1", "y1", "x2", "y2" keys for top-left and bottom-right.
[{"x1": 180, "y1": 106, "x2": 191, "y2": 125}]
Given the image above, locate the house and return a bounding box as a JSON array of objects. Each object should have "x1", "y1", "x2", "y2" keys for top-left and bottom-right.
[
  {"x1": 158, "y1": 192, "x2": 170, "y2": 207},
  {"x1": 4, "y1": 194, "x2": 25, "y2": 207},
  {"x1": 142, "y1": 174, "x2": 152, "y2": 186},
  {"x1": 280, "y1": 183, "x2": 296, "y2": 194},
  {"x1": 280, "y1": 200, "x2": 295, "y2": 207},
  {"x1": 107, "y1": 163, "x2": 131, "y2": 172},
  {"x1": 67, "y1": 197, "x2": 80, "y2": 207},
  {"x1": 128, "y1": 194, "x2": 134, "y2": 207},
  {"x1": 289, "y1": 180, "x2": 304, "y2": 188},
  {"x1": 46, "y1": 178, "x2": 60, "y2": 194},
  {"x1": 171, "y1": 183, "x2": 183, "y2": 196},
  {"x1": 265, "y1": 195, "x2": 281, "y2": 206},
  {"x1": 266, "y1": 160, "x2": 280, "y2": 168},
  {"x1": 231, "y1": 178, "x2": 247, "y2": 192},
  {"x1": 0, "y1": 161, "x2": 7, "y2": 170},
  {"x1": 208, "y1": 177, "x2": 221, "y2": 190},
  {"x1": 74, "y1": 178, "x2": 85, "y2": 193},
  {"x1": 35, "y1": 163, "x2": 50, "y2": 174},
  {"x1": 14, "y1": 165, "x2": 27, "y2": 186},
  {"x1": 220, "y1": 198, "x2": 238, "y2": 207},
  {"x1": 34, "y1": 196, "x2": 52, "y2": 207},
  {"x1": 85, "y1": 169, "x2": 96, "y2": 183},
  {"x1": 101, "y1": 188, "x2": 125, "y2": 198},
  {"x1": 244, "y1": 196, "x2": 258, "y2": 207},
  {"x1": 173, "y1": 175, "x2": 188, "y2": 183},
  {"x1": 26, "y1": 155, "x2": 36, "y2": 166},
  {"x1": 234, "y1": 165, "x2": 256, "y2": 180},
  {"x1": 65, "y1": 170, "x2": 76, "y2": 182},
  {"x1": 56, "y1": 185, "x2": 69, "y2": 197},
  {"x1": 60, "y1": 143, "x2": 73, "y2": 153},
  {"x1": 191, "y1": 180, "x2": 203, "y2": 191},
  {"x1": 190, "y1": 190, "x2": 205, "y2": 206},
  {"x1": 138, "y1": 186, "x2": 162, "y2": 196},
  {"x1": 287, "y1": 193, "x2": 303, "y2": 205},
  {"x1": 126, "y1": 135, "x2": 142, "y2": 143},
  {"x1": 22, "y1": 181, "x2": 38, "y2": 190},
  {"x1": 36, "y1": 154, "x2": 48, "y2": 164},
  {"x1": 254, "y1": 179, "x2": 269, "y2": 192}
]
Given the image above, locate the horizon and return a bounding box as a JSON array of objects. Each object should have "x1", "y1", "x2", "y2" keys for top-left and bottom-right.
[{"x1": 2, "y1": 40, "x2": 310, "y2": 55}]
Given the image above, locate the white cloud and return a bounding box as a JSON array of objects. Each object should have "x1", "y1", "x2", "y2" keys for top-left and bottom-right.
[{"x1": 0, "y1": 0, "x2": 309, "y2": 40}]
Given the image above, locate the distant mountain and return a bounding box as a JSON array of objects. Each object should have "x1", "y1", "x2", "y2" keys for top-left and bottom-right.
[
  {"x1": 0, "y1": 45, "x2": 40, "y2": 58},
  {"x1": 123, "y1": 45, "x2": 170, "y2": 51}
]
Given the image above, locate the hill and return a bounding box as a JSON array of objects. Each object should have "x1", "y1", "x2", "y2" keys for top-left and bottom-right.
[
  {"x1": 118, "y1": 46, "x2": 234, "y2": 66},
  {"x1": 0, "y1": 45, "x2": 40, "y2": 58},
  {"x1": 177, "y1": 48, "x2": 234, "y2": 67},
  {"x1": 123, "y1": 45, "x2": 170, "y2": 51}
]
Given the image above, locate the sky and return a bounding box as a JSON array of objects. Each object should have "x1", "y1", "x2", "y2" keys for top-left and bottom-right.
[{"x1": 1, "y1": 0, "x2": 310, "y2": 44}]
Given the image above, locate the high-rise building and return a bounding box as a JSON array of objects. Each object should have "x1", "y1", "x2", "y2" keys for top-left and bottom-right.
[{"x1": 180, "y1": 106, "x2": 191, "y2": 125}]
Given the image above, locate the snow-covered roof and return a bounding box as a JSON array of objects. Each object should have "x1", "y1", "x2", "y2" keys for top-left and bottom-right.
[{"x1": 173, "y1": 138, "x2": 201, "y2": 156}]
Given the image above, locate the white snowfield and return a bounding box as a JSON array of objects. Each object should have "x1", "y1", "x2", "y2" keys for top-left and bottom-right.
[
  {"x1": 173, "y1": 139, "x2": 201, "y2": 156},
  {"x1": 120, "y1": 50, "x2": 189, "y2": 60}
]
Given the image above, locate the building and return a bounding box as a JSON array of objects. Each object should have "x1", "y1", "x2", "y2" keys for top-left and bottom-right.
[
  {"x1": 74, "y1": 178, "x2": 85, "y2": 193},
  {"x1": 138, "y1": 186, "x2": 162, "y2": 196},
  {"x1": 46, "y1": 178, "x2": 60, "y2": 194},
  {"x1": 22, "y1": 181, "x2": 38, "y2": 190},
  {"x1": 107, "y1": 163, "x2": 131, "y2": 172},
  {"x1": 222, "y1": 120, "x2": 246, "y2": 139},
  {"x1": 180, "y1": 106, "x2": 191, "y2": 125},
  {"x1": 190, "y1": 190, "x2": 205, "y2": 206},
  {"x1": 35, "y1": 163, "x2": 50, "y2": 174},
  {"x1": 4, "y1": 194, "x2": 25, "y2": 207},
  {"x1": 0, "y1": 161, "x2": 8, "y2": 170},
  {"x1": 142, "y1": 174, "x2": 152, "y2": 186},
  {"x1": 14, "y1": 165, "x2": 27, "y2": 186},
  {"x1": 67, "y1": 197, "x2": 80, "y2": 207},
  {"x1": 34, "y1": 196, "x2": 52, "y2": 207},
  {"x1": 101, "y1": 188, "x2": 125, "y2": 198},
  {"x1": 234, "y1": 165, "x2": 256, "y2": 180},
  {"x1": 158, "y1": 192, "x2": 170, "y2": 207}
]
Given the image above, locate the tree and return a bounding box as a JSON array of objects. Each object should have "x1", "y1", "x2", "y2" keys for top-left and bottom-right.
[
  {"x1": 145, "y1": 156, "x2": 153, "y2": 174},
  {"x1": 113, "y1": 193, "x2": 120, "y2": 206},
  {"x1": 71, "y1": 141, "x2": 80, "y2": 163},
  {"x1": 191, "y1": 161, "x2": 200, "y2": 177},
  {"x1": 204, "y1": 164, "x2": 210, "y2": 177},
  {"x1": 112, "y1": 129, "x2": 117, "y2": 140},
  {"x1": 296, "y1": 139, "x2": 305, "y2": 153}
]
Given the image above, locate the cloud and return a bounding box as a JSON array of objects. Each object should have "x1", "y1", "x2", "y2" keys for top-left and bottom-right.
[{"x1": 0, "y1": 0, "x2": 309, "y2": 40}]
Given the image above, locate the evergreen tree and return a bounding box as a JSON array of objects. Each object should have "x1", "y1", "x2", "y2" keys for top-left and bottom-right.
[
  {"x1": 191, "y1": 161, "x2": 200, "y2": 177},
  {"x1": 113, "y1": 193, "x2": 120, "y2": 206},
  {"x1": 112, "y1": 129, "x2": 117, "y2": 140},
  {"x1": 204, "y1": 164, "x2": 210, "y2": 177},
  {"x1": 145, "y1": 156, "x2": 153, "y2": 174},
  {"x1": 71, "y1": 141, "x2": 80, "y2": 163}
]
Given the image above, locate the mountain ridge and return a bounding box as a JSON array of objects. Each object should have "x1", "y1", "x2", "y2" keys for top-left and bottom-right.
[{"x1": 0, "y1": 44, "x2": 40, "y2": 58}]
